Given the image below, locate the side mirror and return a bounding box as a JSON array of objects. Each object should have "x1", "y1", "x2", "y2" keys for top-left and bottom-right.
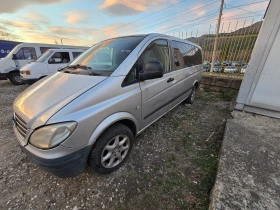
[
  {"x1": 12, "y1": 54, "x2": 17, "y2": 60},
  {"x1": 48, "y1": 58, "x2": 55, "y2": 64},
  {"x1": 139, "y1": 60, "x2": 164, "y2": 81}
]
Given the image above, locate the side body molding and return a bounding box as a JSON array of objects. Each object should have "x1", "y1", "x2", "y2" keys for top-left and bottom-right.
[{"x1": 87, "y1": 112, "x2": 139, "y2": 146}]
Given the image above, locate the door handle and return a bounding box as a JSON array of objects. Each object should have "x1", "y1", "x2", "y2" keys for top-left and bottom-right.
[{"x1": 167, "y1": 78, "x2": 174, "y2": 83}]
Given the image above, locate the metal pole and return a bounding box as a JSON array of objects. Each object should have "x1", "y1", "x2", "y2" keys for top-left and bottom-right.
[{"x1": 210, "y1": 0, "x2": 225, "y2": 72}]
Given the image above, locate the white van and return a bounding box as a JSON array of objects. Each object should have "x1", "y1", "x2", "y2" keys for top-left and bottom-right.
[
  {"x1": 0, "y1": 43, "x2": 88, "y2": 85},
  {"x1": 20, "y1": 49, "x2": 87, "y2": 84}
]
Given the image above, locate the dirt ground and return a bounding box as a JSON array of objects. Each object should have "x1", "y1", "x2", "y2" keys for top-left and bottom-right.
[{"x1": 0, "y1": 80, "x2": 235, "y2": 210}]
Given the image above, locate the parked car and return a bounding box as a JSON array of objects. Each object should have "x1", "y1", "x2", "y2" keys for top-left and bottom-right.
[
  {"x1": 222, "y1": 60, "x2": 231, "y2": 66},
  {"x1": 0, "y1": 43, "x2": 88, "y2": 85},
  {"x1": 241, "y1": 65, "x2": 248, "y2": 73},
  {"x1": 204, "y1": 64, "x2": 210, "y2": 71},
  {"x1": 237, "y1": 60, "x2": 244, "y2": 66},
  {"x1": 203, "y1": 60, "x2": 210, "y2": 65},
  {"x1": 211, "y1": 60, "x2": 220, "y2": 66},
  {"x1": 224, "y1": 66, "x2": 238, "y2": 73},
  {"x1": 13, "y1": 34, "x2": 203, "y2": 178},
  {"x1": 213, "y1": 65, "x2": 222, "y2": 72},
  {"x1": 231, "y1": 61, "x2": 238, "y2": 66},
  {"x1": 20, "y1": 49, "x2": 87, "y2": 84}
]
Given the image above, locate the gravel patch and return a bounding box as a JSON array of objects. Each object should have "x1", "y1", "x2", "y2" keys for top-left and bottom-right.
[{"x1": 0, "y1": 80, "x2": 233, "y2": 210}]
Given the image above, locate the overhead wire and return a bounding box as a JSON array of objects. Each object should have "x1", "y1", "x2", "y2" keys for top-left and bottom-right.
[
  {"x1": 93, "y1": 0, "x2": 219, "y2": 37},
  {"x1": 224, "y1": 0, "x2": 269, "y2": 16},
  {"x1": 92, "y1": 0, "x2": 190, "y2": 37},
  {"x1": 133, "y1": 1, "x2": 220, "y2": 33}
]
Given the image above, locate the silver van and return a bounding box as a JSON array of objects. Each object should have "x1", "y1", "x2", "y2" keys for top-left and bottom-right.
[{"x1": 13, "y1": 34, "x2": 203, "y2": 178}]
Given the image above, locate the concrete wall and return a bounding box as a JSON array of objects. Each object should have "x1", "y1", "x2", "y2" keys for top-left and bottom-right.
[{"x1": 201, "y1": 75, "x2": 242, "y2": 91}]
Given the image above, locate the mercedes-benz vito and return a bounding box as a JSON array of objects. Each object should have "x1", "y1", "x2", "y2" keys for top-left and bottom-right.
[{"x1": 13, "y1": 34, "x2": 203, "y2": 178}]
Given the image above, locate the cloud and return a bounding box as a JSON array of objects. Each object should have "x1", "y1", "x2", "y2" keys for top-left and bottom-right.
[
  {"x1": 22, "y1": 11, "x2": 49, "y2": 25},
  {"x1": 65, "y1": 10, "x2": 89, "y2": 24},
  {"x1": 19, "y1": 30, "x2": 84, "y2": 46},
  {"x1": 0, "y1": 0, "x2": 71, "y2": 14},
  {"x1": 1, "y1": 20, "x2": 41, "y2": 30},
  {"x1": 0, "y1": 25, "x2": 7, "y2": 31},
  {"x1": 99, "y1": 0, "x2": 176, "y2": 16},
  {"x1": 221, "y1": 1, "x2": 268, "y2": 31}
]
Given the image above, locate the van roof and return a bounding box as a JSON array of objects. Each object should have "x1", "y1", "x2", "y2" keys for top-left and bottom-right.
[
  {"x1": 100, "y1": 33, "x2": 202, "y2": 49},
  {"x1": 14, "y1": 43, "x2": 88, "y2": 48},
  {"x1": 46, "y1": 48, "x2": 86, "y2": 52}
]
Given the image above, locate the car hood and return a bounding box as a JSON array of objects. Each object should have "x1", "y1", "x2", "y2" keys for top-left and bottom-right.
[
  {"x1": 20, "y1": 62, "x2": 45, "y2": 71},
  {"x1": 13, "y1": 72, "x2": 107, "y2": 129}
]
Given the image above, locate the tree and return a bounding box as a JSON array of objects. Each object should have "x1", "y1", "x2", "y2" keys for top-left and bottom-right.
[{"x1": 0, "y1": 31, "x2": 12, "y2": 40}]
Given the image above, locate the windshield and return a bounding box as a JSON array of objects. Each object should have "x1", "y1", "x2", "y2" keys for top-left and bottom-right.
[
  {"x1": 67, "y1": 36, "x2": 144, "y2": 75},
  {"x1": 36, "y1": 50, "x2": 53, "y2": 62}
]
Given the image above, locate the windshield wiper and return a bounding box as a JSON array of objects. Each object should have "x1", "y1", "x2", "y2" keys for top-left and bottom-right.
[
  {"x1": 59, "y1": 64, "x2": 91, "y2": 72},
  {"x1": 60, "y1": 64, "x2": 103, "y2": 76}
]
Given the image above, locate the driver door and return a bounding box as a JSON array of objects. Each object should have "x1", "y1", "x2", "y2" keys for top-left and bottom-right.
[
  {"x1": 140, "y1": 39, "x2": 174, "y2": 128},
  {"x1": 47, "y1": 52, "x2": 70, "y2": 74}
]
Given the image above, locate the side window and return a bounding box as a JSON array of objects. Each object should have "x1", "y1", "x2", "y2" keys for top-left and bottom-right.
[
  {"x1": 122, "y1": 62, "x2": 138, "y2": 86},
  {"x1": 172, "y1": 41, "x2": 203, "y2": 69},
  {"x1": 172, "y1": 42, "x2": 185, "y2": 70},
  {"x1": 122, "y1": 39, "x2": 170, "y2": 87},
  {"x1": 49, "y1": 52, "x2": 70, "y2": 64},
  {"x1": 72, "y1": 52, "x2": 82, "y2": 59},
  {"x1": 40, "y1": 47, "x2": 50, "y2": 54},
  {"x1": 140, "y1": 39, "x2": 169, "y2": 73},
  {"x1": 15, "y1": 47, "x2": 36, "y2": 60}
]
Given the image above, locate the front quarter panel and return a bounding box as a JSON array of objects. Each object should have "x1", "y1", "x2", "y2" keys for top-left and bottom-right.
[{"x1": 47, "y1": 76, "x2": 142, "y2": 148}]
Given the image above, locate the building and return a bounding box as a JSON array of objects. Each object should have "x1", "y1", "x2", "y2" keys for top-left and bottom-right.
[{"x1": 235, "y1": 0, "x2": 280, "y2": 119}]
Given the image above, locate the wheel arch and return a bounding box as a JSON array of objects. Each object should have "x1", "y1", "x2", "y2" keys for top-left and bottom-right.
[
  {"x1": 87, "y1": 112, "x2": 139, "y2": 146},
  {"x1": 193, "y1": 80, "x2": 199, "y2": 89},
  {"x1": 7, "y1": 69, "x2": 20, "y2": 76}
]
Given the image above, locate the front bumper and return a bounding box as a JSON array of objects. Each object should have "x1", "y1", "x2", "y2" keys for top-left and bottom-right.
[
  {"x1": 20, "y1": 145, "x2": 91, "y2": 178},
  {"x1": 21, "y1": 77, "x2": 38, "y2": 85},
  {"x1": 0, "y1": 72, "x2": 8, "y2": 80}
]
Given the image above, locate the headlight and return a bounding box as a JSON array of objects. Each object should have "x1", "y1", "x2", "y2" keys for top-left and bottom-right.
[
  {"x1": 29, "y1": 122, "x2": 77, "y2": 149},
  {"x1": 21, "y1": 70, "x2": 31, "y2": 75}
]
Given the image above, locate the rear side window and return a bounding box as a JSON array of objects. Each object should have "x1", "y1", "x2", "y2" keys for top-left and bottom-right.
[
  {"x1": 15, "y1": 47, "x2": 36, "y2": 60},
  {"x1": 49, "y1": 52, "x2": 70, "y2": 64},
  {"x1": 72, "y1": 52, "x2": 82, "y2": 59},
  {"x1": 172, "y1": 41, "x2": 202, "y2": 70}
]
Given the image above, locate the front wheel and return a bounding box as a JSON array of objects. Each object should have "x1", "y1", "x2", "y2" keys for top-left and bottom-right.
[
  {"x1": 88, "y1": 123, "x2": 134, "y2": 174},
  {"x1": 8, "y1": 72, "x2": 23, "y2": 85},
  {"x1": 185, "y1": 86, "x2": 196, "y2": 104}
]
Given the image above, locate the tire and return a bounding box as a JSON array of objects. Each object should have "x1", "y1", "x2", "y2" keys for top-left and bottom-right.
[
  {"x1": 8, "y1": 72, "x2": 23, "y2": 85},
  {"x1": 185, "y1": 86, "x2": 196, "y2": 104},
  {"x1": 89, "y1": 123, "x2": 134, "y2": 174}
]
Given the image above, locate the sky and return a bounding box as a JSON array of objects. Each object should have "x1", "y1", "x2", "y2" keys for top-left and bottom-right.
[{"x1": 0, "y1": 0, "x2": 269, "y2": 46}]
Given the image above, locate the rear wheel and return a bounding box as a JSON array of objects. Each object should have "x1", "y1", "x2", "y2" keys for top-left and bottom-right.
[
  {"x1": 185, "y1": 86, "x2": 196, "y2": 104},
  {"x1": 88, "y1": 123, "x2": 134, "y2": 174},
  {"x1": 8, "y1": 72, "x2": 23, "y2": 85}
]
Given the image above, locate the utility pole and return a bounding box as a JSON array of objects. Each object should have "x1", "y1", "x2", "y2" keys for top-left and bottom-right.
[{"x1": 210, "y1": 0, "x2": 224, "y2": 72}]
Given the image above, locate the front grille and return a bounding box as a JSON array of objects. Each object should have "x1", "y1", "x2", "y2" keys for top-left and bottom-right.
[{"x1": 14, "y1": 113, "x2": 27, "y2": 139}]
